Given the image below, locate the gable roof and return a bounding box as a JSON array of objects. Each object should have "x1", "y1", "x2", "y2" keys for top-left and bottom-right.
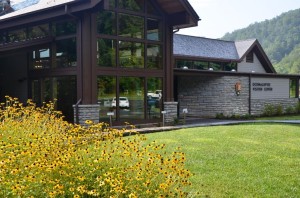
[
  {"x1": 0, "y1": 0, "x2": 78, "y2": 20},
  {"x1": 174, "y1": 34, "x2": 276, "y2": 73},
  {"x1": 0, "y1": 0, "x2": 200, "y2": 30}
]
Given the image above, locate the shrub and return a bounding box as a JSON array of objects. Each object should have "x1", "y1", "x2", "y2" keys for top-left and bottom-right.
[
  {"x1": 263, "y1": 104, "x2": 275, "y2": 116},
  {"x1": 285, "y1": 105, "x2": 295, "y2": 115},
  {"x1": 0, "y1": 96, "x2": 192, "y2": 197},
  {"x1": 216, "y1": 113, "x2": 225, "y2": 119},
  {"x1": 295, "y1": 102, "x2": 300, "y2": 114},
  {"x1": 275, "y1": 104, "x2": 283, "y2": 116}
]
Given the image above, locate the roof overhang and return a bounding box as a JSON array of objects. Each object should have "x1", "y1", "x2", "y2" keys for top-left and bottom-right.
[
  {"x1": 156, "y1": 0, "x2": 200, "y2": 29},
  {"x1": 0, "y1": 0, "x2": 103, "y2": 30}
]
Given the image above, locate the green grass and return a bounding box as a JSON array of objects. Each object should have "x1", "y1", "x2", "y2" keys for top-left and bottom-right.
[{"x1": 144, "y1": 124, "x2": 300, "y2": 197}]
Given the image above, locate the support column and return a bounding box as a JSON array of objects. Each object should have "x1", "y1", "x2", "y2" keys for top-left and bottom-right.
[
  {"x1": 163, "y1": 101, "x2": 178, "y2": 124},
  {"x1": 73, "y1": 104, "x2": 100, "y2": 125}
]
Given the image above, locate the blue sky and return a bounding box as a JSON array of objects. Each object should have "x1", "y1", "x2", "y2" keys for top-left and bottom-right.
[{"x1": 179, "y1": 0, "x2": 300, "y2": 39}]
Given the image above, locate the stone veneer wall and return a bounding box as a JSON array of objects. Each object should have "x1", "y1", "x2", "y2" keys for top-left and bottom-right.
[
  {"x1": 178, "y1": 76, "x2": 250, "y2": 118},
  {"x1": 163, "y1": 102, "x2": 178, "y2": 124},
  {"x1": 73, "y1": 104, "x2": 100, "y2": 125},
  {"x1": 251, "y1": 98, "x2": 299, "y2": 116}
]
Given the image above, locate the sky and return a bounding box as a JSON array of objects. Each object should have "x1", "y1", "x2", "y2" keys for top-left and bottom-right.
[{"x1": 179, "y1": 0, "x2": 300, "y2": 39}]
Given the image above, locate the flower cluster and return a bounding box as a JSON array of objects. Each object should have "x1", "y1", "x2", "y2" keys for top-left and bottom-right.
[{"x1": 0, "y1": 96, "x2": 192, "y2": 197}]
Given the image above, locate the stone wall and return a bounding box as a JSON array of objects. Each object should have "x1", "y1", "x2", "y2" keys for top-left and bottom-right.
[
  {"x1": 178, "y1": 76, "x2": 250, "y2": 118},
  {"x1": 163, "y1": 102, "x2": 178, "y2": 124},
  {"x1": 73, "y1": 104, "x2": 100, "y2": 125},
  {"x1": 251, "y1": 98, "x2": 299, "y2": 115}
]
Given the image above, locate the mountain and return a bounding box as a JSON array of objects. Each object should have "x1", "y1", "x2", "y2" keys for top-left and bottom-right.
[{"x1": 222, "y1": 8, "x2": 300, "y2": 74}]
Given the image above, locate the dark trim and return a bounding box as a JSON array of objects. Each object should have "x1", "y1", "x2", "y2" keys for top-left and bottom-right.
[
  {"x1": 174, "y1": 68, "x2": 300, "y2": 78},
  {"x1": 0, "y1": 36, "x2": 53, "y2": 52}
]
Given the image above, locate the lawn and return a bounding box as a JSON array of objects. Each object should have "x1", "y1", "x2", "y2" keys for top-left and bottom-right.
[
  {"x1": 144, "y1": 123, "x2": 300, "y2": 197},
  {"x1": 256, "y1": 115, "x2": 300, "y2": 120}
]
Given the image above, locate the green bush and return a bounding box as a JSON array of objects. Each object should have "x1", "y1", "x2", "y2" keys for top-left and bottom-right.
[
  {"x1": 0, "y1": 96, "x2": 192, "y2": 197},
  {"x1": 285, "y1": 105, "x2": 295, "y2": 115},
  {"x1": 275, "y1": 104, "x2": 283, "y2": 116},
  {"x1": 295, "y1": 102, "x2": 300, "y2": 114},
  {"x1": 263, "y1": 104, "x2": 275, "y2": 116}
]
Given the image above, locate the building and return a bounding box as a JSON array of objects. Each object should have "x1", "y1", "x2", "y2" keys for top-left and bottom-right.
[
  {"x1": 174, "y1": 34, "x2": 300, "y2": 118},
  {"x1": 0, "y1": 0, "x2": 199, "y2": 125},
  {"x1": 0, "y1": 0, "x2": 299, "y2": 125}
]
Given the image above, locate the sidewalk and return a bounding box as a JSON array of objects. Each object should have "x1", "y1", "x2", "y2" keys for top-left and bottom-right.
[{"x1": 134, "y1": 119, "x2": 300, "y2": 134}]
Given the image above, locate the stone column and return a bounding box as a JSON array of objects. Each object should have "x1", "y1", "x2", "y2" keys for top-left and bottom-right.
[
  {"x1": 73, "y1": 104, "x2": 100, "y2": 125},
  {"x1": 163, "y1": 102, "x2": 178, "y2": 125}
]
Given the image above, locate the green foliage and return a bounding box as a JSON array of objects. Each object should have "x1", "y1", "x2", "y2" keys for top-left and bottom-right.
[
  {"x1": 275, "y1": 104, "x2": 283, "y2": 116},
  {"x1": 295, "y1": 101, "x2": 300, "y2": 114},
  {"x1": 222, "y1": 8, "x2": 300, "y2": 74},
  {"x1": 285, "y1": 105, "x2": 296, "y2": 114},
  {"x1": 263, "y1": 104, "x2": 275, "y2": 116}
]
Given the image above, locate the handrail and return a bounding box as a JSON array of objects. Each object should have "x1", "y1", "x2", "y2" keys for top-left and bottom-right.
[{"x1": 74, "y1": 99, "x2": 82, "y2": 124}]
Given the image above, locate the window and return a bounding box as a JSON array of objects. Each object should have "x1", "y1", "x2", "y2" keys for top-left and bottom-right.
[
  {"x1": 246, "y1": 52, "x2": 254, "y2": 63},
  {"x1": 55, "y1": 38, "x2": 77, "y2": 68},
  {"x1": 209, "y1": 62, "x2": 222, "y2": 71},
  {"x1": 118, "y1": 0, "x2": 144, "y2": 12},
  {"x1": 52, "y1": 20, "x2": 76, "y2": 36},
  {"x1": 119, "y1": 13, "x2": 144, "y2": 39},
  {"x1": 147, "y1": 18, "x2": 161, "y2": 41},
  {"x1": 97, "y1": 11, "x2": 116, "y2": 35},
  {"x1": 224, "y1": 62, "x2": 237, "y2": 71},
  {"x1": 147, "y1": 44, "x2": 162, "y2": 69},
  {"x1": 194, "y1": 61, "x2": 208, "y2": 70},
  {"x1": 7, "y1": 28, "x2": 26, "y2": 42},
  {"x1": 31, "y1": 76, "x2": 77, "y2": 122},
  {"x1": 97, "y1": 76, "x2": 117, "y2": 122},
  {"x1": 290, "y1": 79, "x2": 297, "y2": 98},
  {"x1": 97, "y1": 38, "x2": 117, "y2": 67},
  {"x1": 147, "y1": 77, "x2": 162, "y2": 119},
  {"x1": 28, "y1": 24, "x2": 50, "y2": 39},
  {"x1": 119, "y1": 41, "x2": 144, "y2": 68},
  {"x1": 32, "y1": 48, "x2": 51, "y2": 69}
]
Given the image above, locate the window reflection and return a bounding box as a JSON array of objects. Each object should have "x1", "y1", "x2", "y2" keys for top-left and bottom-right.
[
  {"x1": 147, "y1": 78, "x2": 162, "y2": 119},
  {"x1": 32, "y1": 48, "x2": 51, "y2": 69},
  {"x1": 119, "y1": 77, "x2": 144, "y2": 120},
  {"x1": 8, "y1": 29, "x2": 26, "y2": 42},
  {"x1": 97, "y1": 38, "x2": 116, "y2": 67},
  {"x1": 97, "y1": 76, "x2": 117, "y2": 122},
  {"x1": 119, "y1": 41, "x2": 144, "y2": 68},
  {"x1": 28, "y1": 24, "x2": 50, "y2": 39},
  {"x1": 147, "y1": 44, "x2": 162, "y2": 69},
  {"x1": 52, "y1": 20, "x2": 76, "y2": 36},
  {"x1": 55, "y1": 38, "x2": 77, "y2": 68},
  {"x1": 147, "y1": 18, "x2": 161, "y2": 41},
  {"x1": 97, "y1": 11, "x2": 116, "y2": 35},
  {"x1": 119, "y1": 13, "x2": 144, "y2": 39},
  {"x1": 118, "y1": 0, "x2": 144, "y2": 12}
]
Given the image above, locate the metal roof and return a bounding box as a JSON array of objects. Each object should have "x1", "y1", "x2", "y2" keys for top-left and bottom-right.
[
  {"x1": 0, "y1": 0, "x2": 77, "y2": 20},
  {"x1": 173, "y1": 34, "x2": 240, "y2": 61}
]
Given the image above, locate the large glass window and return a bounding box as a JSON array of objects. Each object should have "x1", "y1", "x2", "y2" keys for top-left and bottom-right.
[
  {"x1": 118, "y1": 0, "x2": 144, "y2": 12},
  {"x1": 97, "y1": 76, "x2": 117, "y2": 122},
  {"x1": 52, "y1": 20, "x2": 76, "y2": 36},
  {"x1": 28, "y1": 24, "x2": 50, "y2": 39},
  {"x1": 119, "y1": 13, "x2": 144, "y2": 39},
  {"x1": 97, "y1": 11, "x2": 116, "y2": 35},
  {"x1": 147, "y1": 18, "x2": 161, "y2": 41},
  {"x1": 55, "y1": 38, "x2": 77, "y2": 68},
  {"x1": 97, "y1": 38, "x2": 117, "y2": 67},
  {"x1": 147, "y1": 78, "x2": 162, "y2": 119},
  {"x1": 7, "y1": 29, "x2": 26, "y2": 43},
  {"x1": 119, "y1": 77, "x2": 144, "y2": 120},
  {"x1": 31, "y1": 76, "x2": 77, "y2": 122},
  {"x1": 32, "y1": 48, "x2": 51, "y2": 69},
  {"x1": 119, "y1": 41, "x2": 144, "y2": 68},
  {"x1": 194, "y1": 61, "x2": 208, "y2": 70},
  {"x1": 224, "y1": 62, "x2": 237, "y2": 71},
  {"x1": 147, "y1": 44, "x2": 162, "y2": 69}
]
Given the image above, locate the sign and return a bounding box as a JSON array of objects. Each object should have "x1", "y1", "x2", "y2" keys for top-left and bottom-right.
[
  {"x1": 161, "y1": 111, "x2": 167, "y2": 114},
  {"x1": 107, "y1": 112, "x2": 114, "y2": 116},
  {"x1": 182, "y1": 108, "x2": 188, "y2": 114},
  {"x1": 252, "y1": 82, "x2": 273, "y2": 92}
]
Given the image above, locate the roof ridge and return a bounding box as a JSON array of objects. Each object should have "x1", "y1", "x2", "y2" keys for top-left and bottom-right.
[{"x1": 175, "y1": 34, "x2": 235, "y2": 43}]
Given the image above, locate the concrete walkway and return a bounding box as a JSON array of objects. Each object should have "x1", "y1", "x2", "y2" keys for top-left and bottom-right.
[{"x1": 134, "y1": 119, "x2": 300, "y2": 134}]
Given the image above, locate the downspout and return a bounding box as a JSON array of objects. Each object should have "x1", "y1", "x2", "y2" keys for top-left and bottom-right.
[{"x1": 249, "y1": 73, "x2": 252, "y2": 115}]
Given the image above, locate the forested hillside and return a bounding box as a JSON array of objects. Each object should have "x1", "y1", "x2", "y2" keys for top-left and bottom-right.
[{"x1": 222, "y1": 8, "x2": 300, "y2": 74}]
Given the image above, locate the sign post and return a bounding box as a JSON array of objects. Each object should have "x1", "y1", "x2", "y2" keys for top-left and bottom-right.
[
  {"x1": 182, "y1": 108, "x2": 188, "y2": 124},
  {"x1": 107, "y1": 112, "x2": 114, "y2": 127},
  {"x1": 161, "y1": 111, "x2": 167, "y2": 127}
]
